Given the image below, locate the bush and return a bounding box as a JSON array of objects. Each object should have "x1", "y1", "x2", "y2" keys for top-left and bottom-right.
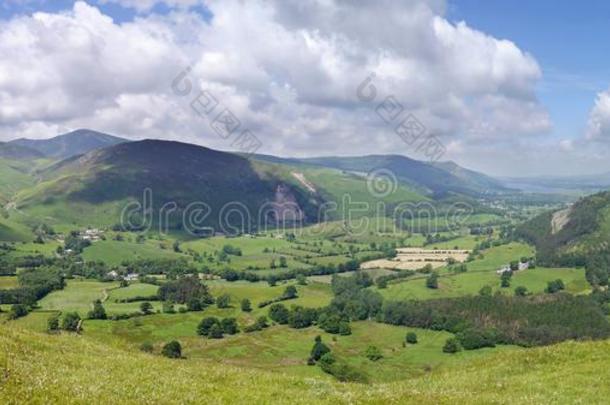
[
  {"x1": 442, "y1": 338, "x2": 462, "y2": 353},
  {"x1": 457, "y1": 329, "x2": 496, "y2": 350},
  {"x1": 161, "y1": 341, "x2": 182, "y2": 358},
  {"x1": 310, "y1": 335, "x2": 330, "y2": 361},
  {"x1": 8, "y1": 304, "x2": 28, "y2": 320},
  {"x1": 87, "y1": 300, "x2": 107, "y2": 320},
  {"x1": 216, "y1": 293, "x2": 231, "y2": 309},
  {"x1": 426, "y1": 272, "x2": 439, "y2": 289},
  {"x1": 545, "y1": 279, "x2": 565, "y2": 294},
  {"x1": 162, "y1": 301, "x2": 176, "y2": 314},
  {"x1": 47, "y1": 314, "x2": 60, "y2": 333},
  {"x1": 140, "y1": 301, "x2": 154, "y2": 315},
  {"x1": 365, "y1": 345, "x2": 383, "y2": 361},
  {"x1": 220, "y1": 318, "x2": 239, "y2": 335},
  {"x1": 244, "y1": 316, "x2": 269, "y2": 333},
  {"x1": 208, "y1": 323, "x2": 224, "y2": 339},
  {"x1": 62, "y1": 312, "x2": 81, "y2": 332},
  {"x1": 197, "y1": 317, "x2": 220, "y2": 337},
  {"x1": 514, "y1": 286, "x2": 528, "y2": 296},
  {"x1": 268, "y1": 303, "x2": 290, "y2": 324},
  {"x1": 406, "y1": 332, "x2": 418, "y2": 344},
  {"x1": 240, "y1": 298, "x2": 252, "y2": 312}
]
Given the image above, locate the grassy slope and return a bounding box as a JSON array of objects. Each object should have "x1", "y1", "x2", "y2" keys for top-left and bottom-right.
[{"x1": 1, "y1": 325, "x2": 610, "y2": 404}]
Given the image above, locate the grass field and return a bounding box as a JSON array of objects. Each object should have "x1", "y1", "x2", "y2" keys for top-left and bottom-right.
[
  {"x1": 0, "y1": 275, "x2": 18, "y2": 289},
  {"x1": 82, "y1": 240, "x2": 185, "y2": 265},
  {"x1": 38, "y1": 279, "x2": 120, "y2": 314},
  {"x1": 2, "y1": 324, "x2": 610, "y2": 404}
]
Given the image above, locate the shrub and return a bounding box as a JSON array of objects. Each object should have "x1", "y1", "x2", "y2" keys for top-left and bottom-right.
[
  {"x1": 426, "y1": 272, "x2": 439, "y2": 289},
  {"x1": 140, "y1": 301, "x2": 154, "y2": 315},
  {"x1": 220, "y1": 318, "x2": 239, "y2": 335},
  {"x1": 268, "y1": 303, "x2": 290, "y2": 324},
  {"x1": 161, "y1": 341, "x2": 182, "y2": 358},
  {"x1": 62, "y1": 312, "x2": 81, "y2": 332},
  {"x1": 365, "y1": 345, "x2": 383, "y2": 361},
  {"x1": 8, "y1": 304, "x2": 28, "y2": 320},
  {"x1": 406, "y1": 332, "x2": 418, "y2": 344},
  {"x1": 47, "y1": 314, "x2": 60, "y2": 333},
  {"x1": 208, "y1": 323, "x2": 224, "y2": 339},
  {"x1": 545, "y1": 279, "x2": 565, "y2": 294},
  {"x1": 310, "y1": 336, "x2": 330, "y2": 362},
  {"x1": 87, "y1": 300, "x2": 107, "y2": 320},
  {"x1": 197, "y1": 317, "x2": 220, "y2": 337},
  {"x1": 240, "y1": 298, "x2": 252, "y2": 312},
  {"x1": 216, "y1": 293, "x2": 231, "y2": 309},
  {"x1": 162, "y1": 301, "x2": 176, "y2": 314},
  {"x1": 442, "y1": 338, "x2": 462, "y2": 353},
  {"x1": 514, "y1": 286, "x2": 528, "y2": 296}
]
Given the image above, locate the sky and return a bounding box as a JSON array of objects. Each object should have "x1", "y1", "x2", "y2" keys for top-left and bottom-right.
[{"x1": 0, "y1": 0, "x2": 609, "y2": 177}]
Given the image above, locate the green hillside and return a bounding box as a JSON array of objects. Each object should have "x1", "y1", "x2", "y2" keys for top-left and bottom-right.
[{"x1": 1, "y1": 325, "x2": 609, "y2": 404}]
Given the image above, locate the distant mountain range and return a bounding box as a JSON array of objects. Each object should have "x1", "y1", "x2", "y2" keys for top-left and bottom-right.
[
  {"x1": 0, "y1": 128, "x2": 522, "y2": 232},
  {"x1": 8, "y1": 129, "x2": 127, "y2": 159}
]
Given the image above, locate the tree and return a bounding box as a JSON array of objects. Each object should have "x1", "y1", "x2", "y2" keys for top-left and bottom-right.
[
  {"x1": 406, "y1": 332, "x2": 418, "y2": 344},
  {"x1": 46, "y1": 314, "x2": 60, "y2": 333},
  {"x1": 310, "y1": 335, "x2": 330, "y2": 362},
  {"x1": 197, "y1": 317, "x2": 220, "y2": 337},
  {"x1": 442, "y1": 338, "x2": 462, "y2": 353},
  {"x1": 240, "y1": 298, "x2": 252, "y2": 312},
  {"x1": 8, "y1": 304, "x2": 28, "y2": 320},
  {"x1": 545, "y1": 279, "x2": 565, "y2": 294},
  {"x1": 161, "y1": 340, "x2": 182, "y2": 358},
  {"x1": 279, "y1": 256, "x2": 288, "y2": 268},
  {"x1": 479, "y1": 285, "x2": 493, "y2": 297},
  {"x1": 221, "y1": 318, "x2": 239, "y2": 335},
  {"x1": 62, "y1": 312, "x2": 81, "y2": 332},
  {"x1": 186, "y1": 297, "x2": 203, "y2": 311},
  {"x1": 296, "y1": 274, "x2": 307, "y2": 286},
  {"x1": 208, "y1": 323, "x2": 224, "y2": 339},
  {"x1": 283, "y1": 285, "x2": 298, "y2": 299},
  {"x1": 140, "y1": 301, "x2": 154, "y2": 315},
  {"x1": 500, "y1": 271, "x2": 512, "y2": 288},
  {"x1": 268, "y1": 303, "x2": 290, "y2": 324},
  {"x1": 426, "y1": 272, "x2": 439, "y2": 289},
  {"x1": 365, "y1": 345, "x2": 383, "y2": 361},
  {"x1": 216, "y1": 293, "x2": 231, "y2": 308},
  {"x1": 514, "y1": 286, "x2": 528, "y2": 297},
  {"x1": 172, "y1": 241, "x2": 181, "y2": 253},
  {"x1": 87, "y1": 299, "x2": 107, "y2": 320}
]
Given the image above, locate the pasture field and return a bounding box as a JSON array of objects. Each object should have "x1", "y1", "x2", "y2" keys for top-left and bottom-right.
[
  {"x1": 82, "y1": 239, "x2": 185, "y2": 265},
  {"x1": 38, "y1": 279, "x2": 120, "y2": 314},
  {"x1": 0, "y1": 275, "x2": 18, "y2": 289}
]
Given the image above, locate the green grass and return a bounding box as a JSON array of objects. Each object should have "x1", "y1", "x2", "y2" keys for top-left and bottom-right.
[
  {"x1": 376, "y1": 242, "x2": 588, "y2": 300},
  {"x1": 2, "y1": 324, "x2": 610, "y2": 404},
  {"x1": 37, "y1": 279, "x2": 119, "y2": 314},
  {"x1": 0, "y1": 276, "x2": 18, "y2": 289},
  {"x1": 82, "y1": 240, "x2": 185, "y2": 265}
]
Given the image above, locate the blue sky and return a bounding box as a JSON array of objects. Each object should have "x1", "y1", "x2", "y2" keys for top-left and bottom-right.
[{"x1": 450, "y1": 0, "x2": 610, "y2": 142}]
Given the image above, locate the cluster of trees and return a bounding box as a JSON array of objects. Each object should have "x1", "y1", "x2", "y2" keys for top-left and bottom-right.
[
  {"x1": 381, "y1": 293, "x2": 610, "y2": 347},
  {"x1": 157, "y1": 276, "x2": 214, "y2": 309},
  {"x1": 0, "y1": 266, "x2": 65, "y2": 305},
  {"x1": 307, "y1": 336, "x2": 367, "y2": 383},
  {"x1": 47, "y1": 312, "x2": 82, "y2": 333},
  {"x1": 197, "y1": 317, "x2": 239, "y2": 339},
  {"x1": 375, "y1": 269, "x2": 416, "y2": 289}
]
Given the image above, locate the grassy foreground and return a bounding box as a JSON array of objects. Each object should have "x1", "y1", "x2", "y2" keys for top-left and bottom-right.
[{"x1": 1, "y1": 326, "x2": 609, "y2": 404}]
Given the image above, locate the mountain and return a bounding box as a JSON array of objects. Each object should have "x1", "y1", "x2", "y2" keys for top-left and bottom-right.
[
  {"x1": 288, "y1": 155, "x2": 509, "y2": 197},
  {"x1": 517, "y1": 191, "x2": 610, "y2": 269},
  {"x1": 9, "y1": 129, "x2": 128, "y2": 159},
  {"x1": 16, "y1": 140, "x2": 322, "y2": 232},
  {"x1": 0, "y1": 142, "x2": 45, "y2": 160}
]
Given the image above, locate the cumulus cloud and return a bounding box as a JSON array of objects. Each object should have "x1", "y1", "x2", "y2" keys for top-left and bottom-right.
[
  {"x1": 0, "y1": 0, "x2": 551, "y2": 158},
  {"x1": 586, "y1": 89, "x2": 610, "y2": 141}
]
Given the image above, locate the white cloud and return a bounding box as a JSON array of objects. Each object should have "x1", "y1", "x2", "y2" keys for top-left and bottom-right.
[
  {"x1": 0, "y1": 0, "x2": 551, "y2": 159},
  {"x1": 586, "y1": 89, "x2": 610, "y2": 141}
]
